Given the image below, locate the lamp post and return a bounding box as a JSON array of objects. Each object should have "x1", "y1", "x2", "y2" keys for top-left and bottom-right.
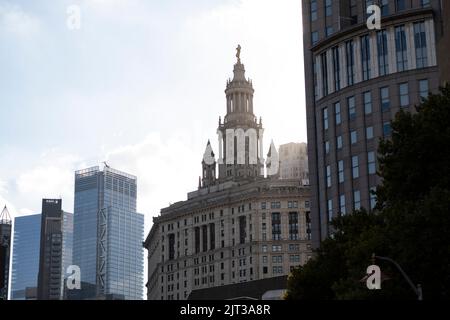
[{"x1": 372, "y1": 253, "x2": 423, "y2": 301}]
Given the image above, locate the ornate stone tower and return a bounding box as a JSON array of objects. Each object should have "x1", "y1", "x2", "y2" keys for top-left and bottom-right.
[{"x1": 217, "y1": 45, "x2": 265, "y2": 183}]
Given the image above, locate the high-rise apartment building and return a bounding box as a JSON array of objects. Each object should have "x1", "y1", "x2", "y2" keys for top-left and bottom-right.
[
  {"x1": 0, "y1": 206, "x2": 12, "y2": 300},
  {"x1": 73, "y1": 165, "x2": 144, "y2": 300},
  {"x1": 144, "y1": 50, "x2": 312, "y2": 300},
  {"x1": 302, "y1": 0, "x2": 450, "y2": 247}
]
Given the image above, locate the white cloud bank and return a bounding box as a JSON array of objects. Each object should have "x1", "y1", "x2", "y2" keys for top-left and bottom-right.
[{"x1": 0, "y1": 3, "x2": 41, "y2": 37}]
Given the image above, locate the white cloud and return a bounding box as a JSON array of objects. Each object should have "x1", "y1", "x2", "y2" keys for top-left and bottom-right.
[
  {"x1": 105, "y1": 132, "x2": 201, "y2": 233},
  {"x1": 0, "y1": 3, "x2": 41, "y2": 37},
  {"x1": 15, "y1": 151, "x2": 84, "y2": 214}
]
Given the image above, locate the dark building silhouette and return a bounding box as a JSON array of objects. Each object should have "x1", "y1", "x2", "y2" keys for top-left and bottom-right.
[
  {"x1": 0, "y1": 206, "x2": 12, "y2": 300},
  {"x1": 37, "y1": 199, "x2": 64, "y2": 300}
]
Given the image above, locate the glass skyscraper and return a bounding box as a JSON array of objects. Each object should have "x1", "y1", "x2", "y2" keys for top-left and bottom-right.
[
  {"x1": 11, "y1": 214, "x2": 41, "y2": 300},
  {"x1": 11, "y1": 212, "x2": 73, "y2": 300},
  {"x1": 73, "y1": 166, "x2": 144, "y2": 300}
]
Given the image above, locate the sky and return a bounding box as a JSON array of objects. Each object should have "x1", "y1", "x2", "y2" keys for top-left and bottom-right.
[{"x1": 0, "y1": 0, "x2": 306, "y2": 237}]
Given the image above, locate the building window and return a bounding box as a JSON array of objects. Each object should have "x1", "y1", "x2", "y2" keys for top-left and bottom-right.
[
  {"x1": 332, "y1": 47, "x2": 341, "y2": 91},
  {"x1": 272, "y1": 255, "x2": 283, "y2": 264},
  {"x1": 351, "y1": 130, "x2": 357, "y2": 145},
  {"x1": 348, "y1": 96, "x2": 356, "y2": 120},
  {"x1": 370, "y1": 187, "x2": 377, "y2": 209},
  {"x1": 377, "y1": 30, "x2": 389, "y2": 76},
  {"x1": 311, "y1": 0, "x2": 318, "y2": 21},
  {"x1": 337, "y1": 135, "x2": 343, "y2": 150},
  {"x1": 383, "y1": 122, "x2": 392, "y2": 136},
  {"x1": 338, "y1": 160, "x2": 344, "y2": 183},
  {"x1": 354, "y1": 190, "x2": 361, "y2": 210},
  {"x1": 339, "y1": 194, "x2": 346, "y2": 215},
  {"x1": 326, "y1": 165, "x2": 332, "y2": 187},
  {"x1": 289, "y1": 212, "x2": 299, "y2": 240},
  {"x1": 380, "y1": 86, "x2": 390, "y2": 111},
  {"x1": 325, "y1": 141, "x2": 330, "y2": 155},
  {"x1": 272, "y1": 245, "x2": 282, "y2": 252},
  {"x1": 239, "y1": 217, "x2": 246, "y2": 245},
  {"x1": 352, "y1": 156, "x2": 359, "y2": 179},
  {"x1": 395, "y1": 25, "x2": 408, "y2": 72},
  {"x1": 399, "y1": 83, "x2": 409, "y2": 107},
  {"x1": 326, "y1": 26, "x2": 334, "y2": 37},
  {"x1": 419, "y1": 79, "x2": 429, "y2": 100},
  {"x1": 421, "y1": 0, "x2": 430, "y2": 7},
  {"x1": 335, "y1": 102, "x2": 341, "y2": 125},
  {"x1": 414, "y1": 22, "x2": 428, "y2": 68},
  {"x1": 273, "y1": 266, "x2": 283, "y2": 274},
  {"x1": 349, "y1": 0, "x2": 357, "y2": 24},
  {"x1": 262, "y1": 245, "x2": 267, "y2": 253},
  {"x1": 272, "y1": 213, "x2": 281, "y2": 241},
  {"x1": 346, "y1": 40, "x2": 355, "y2": 86},
  {"x1": 327, "y1": 199, "x2": 333, "y2": 222},
  {"x1": 366, "y1": 126, "x2": 374, "y2": 140},
  {"x1": 396, "y1": 0, "x2": 406, "y2": 11},
  {"x1": 381, "y1": 0, "x2": 389, "y2": 16},
  {"x1": 290, "y1": 255, "x2": 301, "y2": 263},
  {"x1": 194, "y1": 227, "x2": 200, "y2": 254},
  {"x1": 325, "y1": 0, "x2": 332, "y2": 16},
  {"x1": 368, "y1": 151, "x2": 376, "y2": 175},
  {"x1": 261, "y1": 202, "x2": 266, "y2": 210},
  {"x1": 361, "y1": 34, "x2": 371, "y2": 81},
  {"x1": 363, "y1": 91, "x2": 372, "y2": 114},
  {"x1": 311, "y1": 31, "x2": 319, "y2": 45},
  {"x1": 323, "y1": 107, "x2": 329, "y2": 130},
  {"x1": 271, "y1": 202, "x2": 281, "y2": 209},
  {"x1": 321, "y1": 52, "x2": 329, "y2": 96}
]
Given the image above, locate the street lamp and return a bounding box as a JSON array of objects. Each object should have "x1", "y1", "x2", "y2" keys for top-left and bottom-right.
[{"x1": 372, "y1": 253, "x2": 423, "y2": 301}]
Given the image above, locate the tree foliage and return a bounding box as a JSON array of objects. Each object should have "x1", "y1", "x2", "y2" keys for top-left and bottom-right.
[{"x1": 286, "y1": 85, "x2": 450, "y2": 300}]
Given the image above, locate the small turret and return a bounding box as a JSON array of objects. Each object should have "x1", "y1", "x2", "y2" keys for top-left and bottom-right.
[{"x1": 201, "y1": 140, "x2": 216, "y2": 188}]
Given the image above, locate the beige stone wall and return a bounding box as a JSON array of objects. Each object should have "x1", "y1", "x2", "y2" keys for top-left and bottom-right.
[{"x1": 145, "y1": 180, "x2": 312, "y2": 300}]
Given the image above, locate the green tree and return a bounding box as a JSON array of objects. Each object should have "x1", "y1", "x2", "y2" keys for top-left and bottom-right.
[{"x1": 286, "y1": 85, "x2": 450, "y2": 300}]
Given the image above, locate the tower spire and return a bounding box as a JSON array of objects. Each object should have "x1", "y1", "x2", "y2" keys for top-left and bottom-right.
[{"x1": 0, "y1": 205, "x2": 11, "y2": 223}]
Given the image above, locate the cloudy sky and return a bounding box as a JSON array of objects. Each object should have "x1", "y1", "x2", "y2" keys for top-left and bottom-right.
[{"x1": 0, "y1": 0, "x2": 306, "y2": 236}]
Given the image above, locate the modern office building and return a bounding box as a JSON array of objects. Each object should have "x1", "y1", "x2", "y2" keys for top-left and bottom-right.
[
  {"x1": 0, "y1": 206, "x2": 12, "y2": 300},
  {"x1": 144, "y1": 50, "x2": 312, "y2": 300},
  {"x1": 11, "y1": 214, "x2": 41, "y2": 300},
  {"x1": 302, "y1": 0, "x2": 450, "y2": 247},
  {"x1": 37, "y1": 199, "x2": 64, "y2": 300},
  {"x1": 11, "y1": 211, "x2": 72, "y2": 300},
  {"x1": 279, "y1": 142, "x2": 309, "y2": 182},
  {"x1": 73, "y1": 165, "x2": 144, "y2": 300}
]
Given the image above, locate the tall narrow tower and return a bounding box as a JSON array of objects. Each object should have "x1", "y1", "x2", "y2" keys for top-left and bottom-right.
[
  {"x1": 217, "y1": 45, "x2": 264, "y2": 183},
  {"x1": 0, "y1": 205, "x2": 12, "y2": 300},
  {"x1": 37, "y1": 199, "x2": 63, "y2": 300}
]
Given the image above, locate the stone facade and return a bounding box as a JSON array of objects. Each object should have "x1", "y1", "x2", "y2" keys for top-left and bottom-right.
[{"x1": 144, "y1": 51, "x2": 312, "y2": 300}]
